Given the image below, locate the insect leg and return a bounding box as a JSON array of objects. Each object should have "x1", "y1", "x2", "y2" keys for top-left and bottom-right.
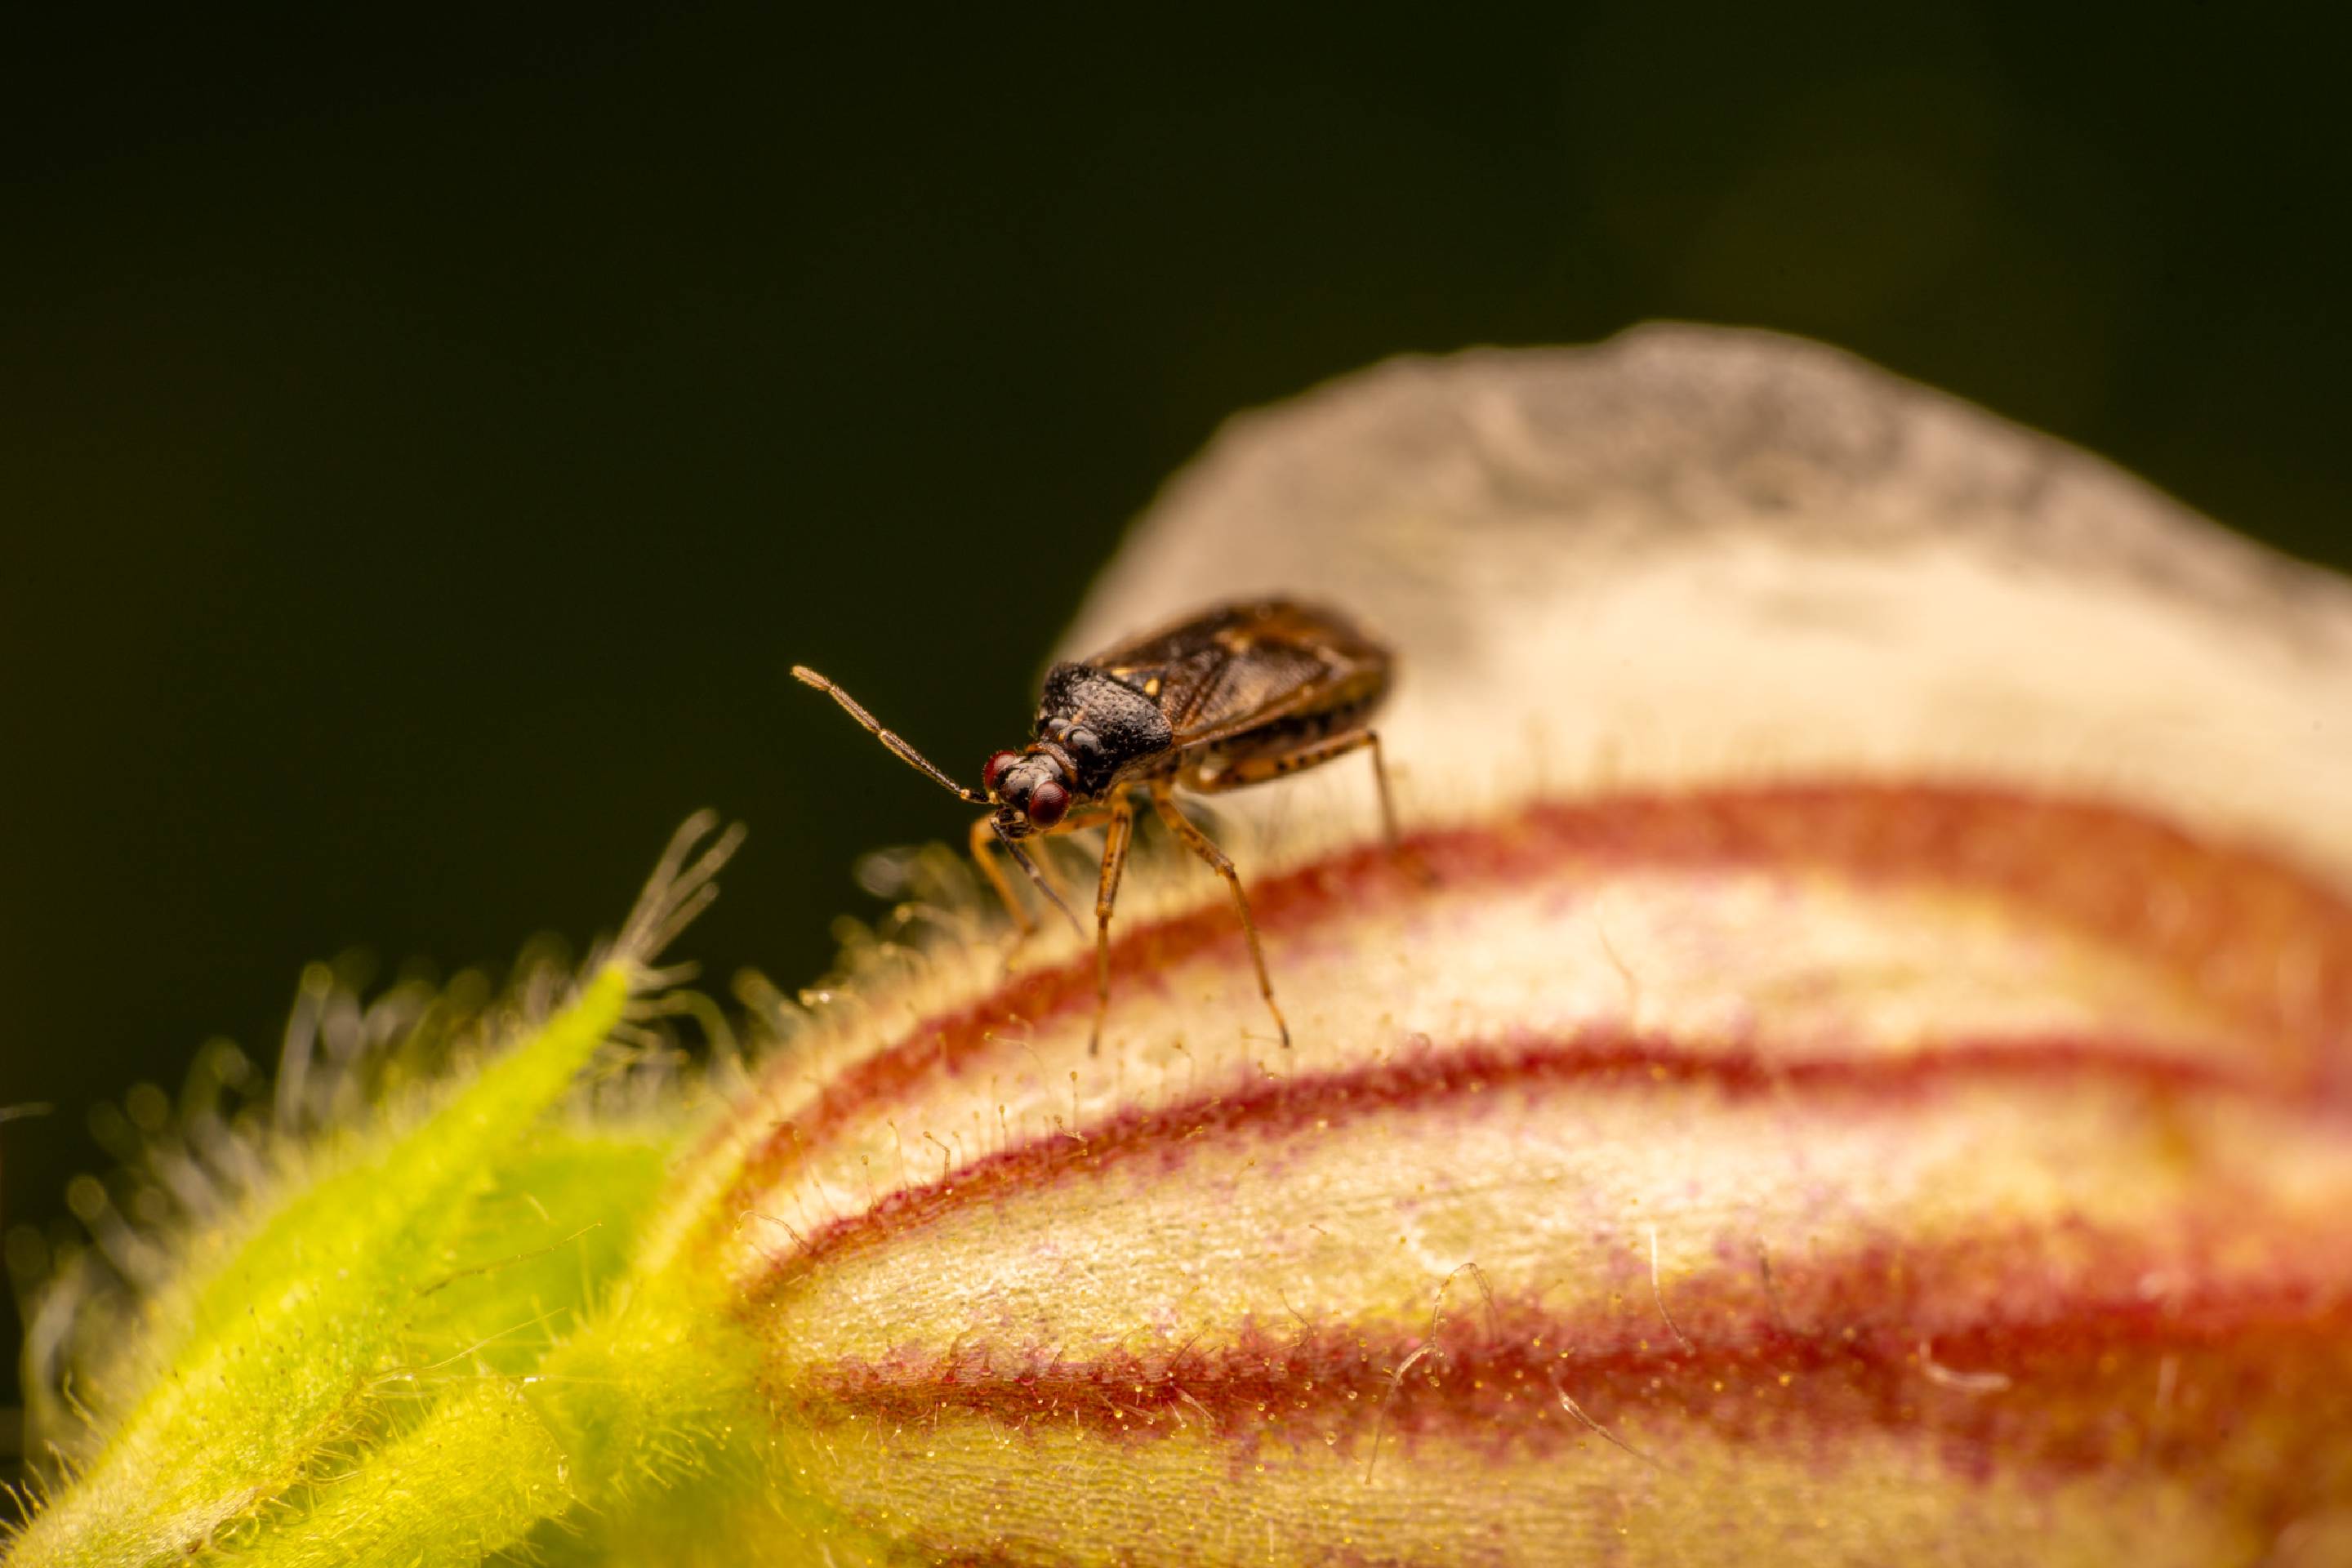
[
  {"x1": 1089, "y1": 797, "x2": 1135, "y2": 1056},
  {"x1": 1366, "y1": 732, "x2": 1401, "y2": 849},
  {"x1": 1147, "y1": 782, "x2": 1290, "y2": 1049},
  {"x1": 1187, "y1": 728, "x2": 1399, "y2": 849}
]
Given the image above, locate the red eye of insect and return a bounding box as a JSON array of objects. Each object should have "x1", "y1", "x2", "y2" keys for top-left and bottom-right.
[
  {"x1": 1026, "y1": 780, "x2": 1068, "y2": 827},
  {"x1": 982, "y1": 750, "x2": 1021, "y2": 795}
]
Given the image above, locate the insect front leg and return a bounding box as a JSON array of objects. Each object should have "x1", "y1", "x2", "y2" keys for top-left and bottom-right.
[
  {"x1": 1089, "y1": 796, "x2": 1135, "y2": 1056},
  {"x1": 1188, "y1": 727, "x2": 1401, "y2": 850},
  {"x1": 1147, "y1": 782, "x2": 1290, "y2": 1049}
]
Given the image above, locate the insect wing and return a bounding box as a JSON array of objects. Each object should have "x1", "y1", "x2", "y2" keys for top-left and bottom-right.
[{"x1": 1090, "y1": 600, "x2": 1383, "y2": 747}]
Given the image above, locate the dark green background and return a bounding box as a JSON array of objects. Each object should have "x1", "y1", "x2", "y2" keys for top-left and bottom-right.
[{"x1": 4, "y1": 7, "x2": 2347, "y2": 1429}]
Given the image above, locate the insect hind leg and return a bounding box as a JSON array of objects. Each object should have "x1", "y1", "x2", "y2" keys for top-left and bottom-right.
[{"x1": 1147, "y1": 782, "x2": 1290, "y2": 1049}]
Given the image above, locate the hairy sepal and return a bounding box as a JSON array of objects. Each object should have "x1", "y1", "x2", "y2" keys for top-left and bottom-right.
[{"x1": 7, "y1": 820, "x2": 742, "y2": 1567}]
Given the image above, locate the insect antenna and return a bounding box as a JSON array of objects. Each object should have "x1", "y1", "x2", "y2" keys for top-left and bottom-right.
[
  {"x1": 993, "y1": 819, "x2": 1086, "y2": 939},
  {"x1": 793, "y1": 665, "x2": 988, "y2": 805}
]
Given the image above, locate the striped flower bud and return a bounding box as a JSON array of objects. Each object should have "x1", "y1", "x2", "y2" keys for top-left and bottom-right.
[
  {"x1": 686, "y1": 786, "x2": 2349, "y2": 1566},
  {"x1": 11, "y1": 327, "x2": 2351, "y2": 1566},
  {"x1": 626, "y1": 329, "x2": 2352, "y2": 1565}
]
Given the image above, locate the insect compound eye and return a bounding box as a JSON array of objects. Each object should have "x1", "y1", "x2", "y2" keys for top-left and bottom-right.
[
  {"x1": 1066, "y1": 726, "x2": 1105, "y2": 772},
  {"x1": 1026, "y1": 780, "x2": 1069, "y2": 828},
  {"x1": 982, "y1": 750, "x2": 1022, "y2": 796}
]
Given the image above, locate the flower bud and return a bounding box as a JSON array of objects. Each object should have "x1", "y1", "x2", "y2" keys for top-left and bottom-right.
[
  {"x1": 689, "y1": 784, "x2": 2352, "y2": 1566},
  {"x1": 646, "y1": 330, "x2": 2352, "y2": 1564},
  {"x1": 12, "y1": 328, "x2": 2352, "y2": 1566}
]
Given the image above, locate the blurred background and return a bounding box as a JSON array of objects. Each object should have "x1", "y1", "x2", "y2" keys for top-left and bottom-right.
[{"x1": 4, "y1": 6, "x2": 2347, "y2": 1437}]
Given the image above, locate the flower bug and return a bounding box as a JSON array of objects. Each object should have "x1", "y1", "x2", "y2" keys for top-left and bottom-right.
[{"x1": 795, "y1": 597, "x2": 1400, "y2": 1050}]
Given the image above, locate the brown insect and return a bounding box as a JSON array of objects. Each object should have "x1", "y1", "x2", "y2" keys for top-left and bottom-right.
[{"x1": 795, "y1": 597, "x2": 1399, "y2": 1050}]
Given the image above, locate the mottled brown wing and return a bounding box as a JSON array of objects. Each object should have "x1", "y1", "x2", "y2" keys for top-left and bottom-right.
[{"x1": 1087, "y1": 599, "x2": 1388, "y2": 748}]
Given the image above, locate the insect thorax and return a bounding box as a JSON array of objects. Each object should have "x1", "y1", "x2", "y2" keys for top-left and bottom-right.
[{"x1": 1037, "y1": 663, "x2": 1174, "y2": 792}]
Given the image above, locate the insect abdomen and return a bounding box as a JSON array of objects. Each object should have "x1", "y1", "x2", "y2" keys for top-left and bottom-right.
[{"x1": 1191, "y1": 685, "x2": 1385, "y2": 769}]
